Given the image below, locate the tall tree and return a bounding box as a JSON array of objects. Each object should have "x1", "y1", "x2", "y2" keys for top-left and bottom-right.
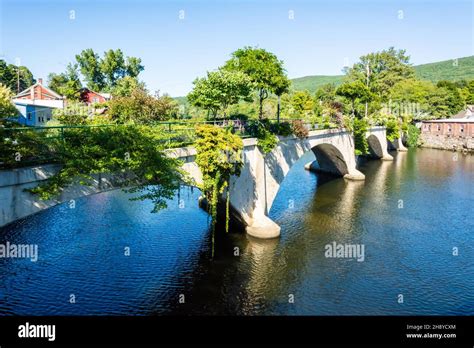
[
  {"x1": 125, "y1": 57, "x2": 144, "y2": 78},
  {"x1": 0, "y1": 59, "x2": 35, "y2": 93},
  {"x1": 111, "y1": 76, "x2": 146, "y2": 97},
  {"x1": 346, "y1": 47, "x2": 415, "y2": 102},
  {"x1": 75, "y1": 49, "x2": 105, "y2": 91},
  {"x1": 75, "y1": 49, "x2": 144, "y2": 92},
  {"x1": 101, "y1": 49, "x2": 126, "y2": 87},
  {"x1": 223, "y1": 47, "x2": 289, "y2": 119},
  {"x1": 436, "y1": 80, "x2": 465, "y2": 115},
  {"x1": 336, "y1": 80, "x2": 372, "y2": 118},
  {"x1": 187, "y1": 70, "x2": 253, "y2": 119},
  {"x1": 273, "y1": 75, "x2": 290, "y2": 123},
  {"x1": 48, "y1": 63, "x2": 82, "y2": 99},
  {"x1": 291, "y1": 90, "x2": 315, "y2": 118}
]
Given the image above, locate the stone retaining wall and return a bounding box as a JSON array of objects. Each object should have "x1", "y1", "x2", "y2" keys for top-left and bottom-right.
[{"x1": 420, "y1": 133, "x2": 474, "y2": 153}]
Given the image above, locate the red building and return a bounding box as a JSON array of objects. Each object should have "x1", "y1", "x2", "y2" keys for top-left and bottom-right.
[
  {"x1": 77, "y1": 88, "x2": 111, "y2": 105},
  {"x1": 14, "y1": 78, "x2": 64, "y2": 101}
]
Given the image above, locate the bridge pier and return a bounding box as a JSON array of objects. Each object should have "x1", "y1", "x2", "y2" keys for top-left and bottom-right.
[
  {"x1": 246, "y1": 212, "x2": 281, "y2": 239},
  {"x1": 388, "y1": 137, "x2": 408, "y2": 152},
  {"x1": 367, "y1": 127, "x2": 394, "y2": 161},
  {"x1": 304, "y1": 161, "x2": 365, "y2": 180}
]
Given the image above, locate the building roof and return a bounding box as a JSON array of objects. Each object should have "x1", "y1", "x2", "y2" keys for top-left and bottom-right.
[
  {"x1": 13, "y1": 98, "x2": 64, "y2": 109},
  {"x1": 77, "y1": 88, "x2": 111, "y2": 100},
  {"x1": 452, "y1": 105, "x2": 474, "y2": 119},
  {"x1": 14, "y1": 80, "x2": 64, "y2": 100},
  {"x1": 99, "y1": 93, "x2": 111, "y2": 99},
  {"x1": 423, "y1": 105, "x2": 474, "y2": 123}
]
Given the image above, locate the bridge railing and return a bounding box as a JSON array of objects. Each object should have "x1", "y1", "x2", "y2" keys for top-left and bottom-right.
[{"x1": 0, "y1": 118, "x2": 327, "y2": 169}]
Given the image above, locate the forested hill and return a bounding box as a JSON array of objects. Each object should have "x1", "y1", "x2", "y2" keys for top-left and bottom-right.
[{"x1": 290, "y1": 56, "x2": 474, "y2": 92}]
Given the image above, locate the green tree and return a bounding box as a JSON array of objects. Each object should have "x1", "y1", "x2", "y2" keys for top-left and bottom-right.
[
  {"x1": 187, "y1": 70, "x2": 253, "y2": 119},
  {"x1": 75, "y1": 49, "x2": 144, "y2": 92},
  {"x1": 314, "y1": 83, "x2": 337, "y2": 104},
  {"x1": 223, "y1": 47, "x2": 289, "y2": 119},
  {"x1": 465, "y1": 80, "x2": 474, "y2": 104},
  {"x1": 290, "y1": 90, "x2": 315, "y2": 118},
  {"x1": 125, "y1": 57, "x2": 144, "y2": 78},
  {"x1": 273, "y1": 75, "x2": 291, "y2": 123},
  {"x1": 111, "y1": 76, "x2": 146, "y2": 97},
  {"x1": 108, "y1": 88, "x2": 178, "y2": 123},
  {"x1": 100, "y1": 49, "x2": 126, "y2": 87},
  {"x1": 0, "y1": 59, "x2": 35, "y2": 94},
  {"x1": 75, "y1": 49, "x2": 105, "y2": 91},
  {"x1": 0, "y1": 83, "x2": 18, "y2": 118},
  {"x1": 336, "y1": 81, "x2": 371, "y2": 118},
  {"x1": 389, "y1": 79, "x2": 435, "y2": 119},
  {"x1": 436, "y1": 80, "x2": 465, "y2": 115},
  {"x1": 346, "y1": 47, "x2": 415, "y2": 102},
  {"x1": 48, "y1": 63, "x2": 82, "y2": 99}
]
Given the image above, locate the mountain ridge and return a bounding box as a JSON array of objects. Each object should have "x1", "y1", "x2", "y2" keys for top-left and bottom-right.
[{"x1": 290, "y1": 55, "x2": 474, "y2": 92}]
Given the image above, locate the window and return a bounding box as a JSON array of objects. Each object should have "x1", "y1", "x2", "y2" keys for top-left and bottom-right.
[
  {"x1": 437, "y1": 125, "x2": 441, "y2": 131},
  {"x1": 447, "y1": 125, "x2": 452, "y2": 133},
  {"x1": 92, "y1": 97, "x2": 99, "y2": 103},
  {"x1": 460, "y1": 125, "x2": 464, "y2": 133}
]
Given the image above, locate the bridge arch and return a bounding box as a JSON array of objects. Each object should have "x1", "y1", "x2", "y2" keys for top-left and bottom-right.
[
  {"x1": 310, "y1": 143, "x2": 349, "y2": 176},
  {"x1": 367, "y1": 134, "x2": 384, "y2": 159},
  {"x1": 225, "y1": 129, "x2": 368, "y2": 239},
  {"x1": 365, "y1": 127, "x2": 394, "y2": 161}
]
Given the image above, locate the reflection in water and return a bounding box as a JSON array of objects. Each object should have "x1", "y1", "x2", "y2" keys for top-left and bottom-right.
[{"x1": 0, "y1": 148, "x2": 473, "y2": 315}]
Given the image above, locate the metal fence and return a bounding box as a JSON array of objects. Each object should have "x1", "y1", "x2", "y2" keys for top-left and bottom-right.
[{"x1": 0, "y1": 118, "x2": 322, "y2": 169}]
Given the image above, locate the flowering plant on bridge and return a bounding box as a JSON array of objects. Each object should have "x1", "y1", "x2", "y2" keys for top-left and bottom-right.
[{"x1": 194, "y1": 125, "x2": 243, "y2": 249}]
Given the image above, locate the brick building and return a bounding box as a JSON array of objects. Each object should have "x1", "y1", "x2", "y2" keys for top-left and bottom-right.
[{"x1": 420, "y1": 105, "x2": 474, "y2": 152}]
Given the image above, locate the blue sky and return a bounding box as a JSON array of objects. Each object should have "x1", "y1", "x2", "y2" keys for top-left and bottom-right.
[{"x1": 0, "y1": 0, "x2": 473, "y2": 96}]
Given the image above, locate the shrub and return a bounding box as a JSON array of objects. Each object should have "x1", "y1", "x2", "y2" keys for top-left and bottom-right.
[
  {"x1": 386, "y1": 117, "x2": 400, "y2": 142},
  {"x1": 245, "y1": 119, "x2": 278, "y2": 154},
  {"x1": 107, "y1": 88, "x2": 179, "y2": 123},
  {"x1": 353, "y1": 118, "x2": 369, "y2": 155},
  {"x1": 0, "y1": 84, "x2": 18, "y2": 119},
  {"x1": 269, "y1": 121, "x2": 292, "y2": 137},
  {"x1": 292, "y1": 120, "x2": 309, "y2": 138},
  {"x1": 406, "y1": 124, "x2": 421, "y2": 147}
]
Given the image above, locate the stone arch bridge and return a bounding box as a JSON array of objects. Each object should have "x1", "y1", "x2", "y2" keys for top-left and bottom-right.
[
  {"x1": 168, "y1": 126, "x2": 392, "y2": 238},
  {"x1": 0, "y1": 127, "x2": 393, "y2": 238}
]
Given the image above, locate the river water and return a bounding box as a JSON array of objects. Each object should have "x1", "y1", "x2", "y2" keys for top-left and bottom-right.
[{"x1": 0, "y1": 148, "x2": 473, "y2": 315}]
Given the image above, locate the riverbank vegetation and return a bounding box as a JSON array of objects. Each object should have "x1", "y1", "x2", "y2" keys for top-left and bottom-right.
[{"x1": 194, "y1": 125, "x2": 243, "y2": 255}]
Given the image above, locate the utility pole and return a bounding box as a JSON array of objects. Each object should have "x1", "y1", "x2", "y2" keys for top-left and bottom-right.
[
  {"x1": 365, "y1": 61, "x2": 370, "y2": 118},
  {"x1": 17, "y1": 66, "x2": 20, "y2": 94}
]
